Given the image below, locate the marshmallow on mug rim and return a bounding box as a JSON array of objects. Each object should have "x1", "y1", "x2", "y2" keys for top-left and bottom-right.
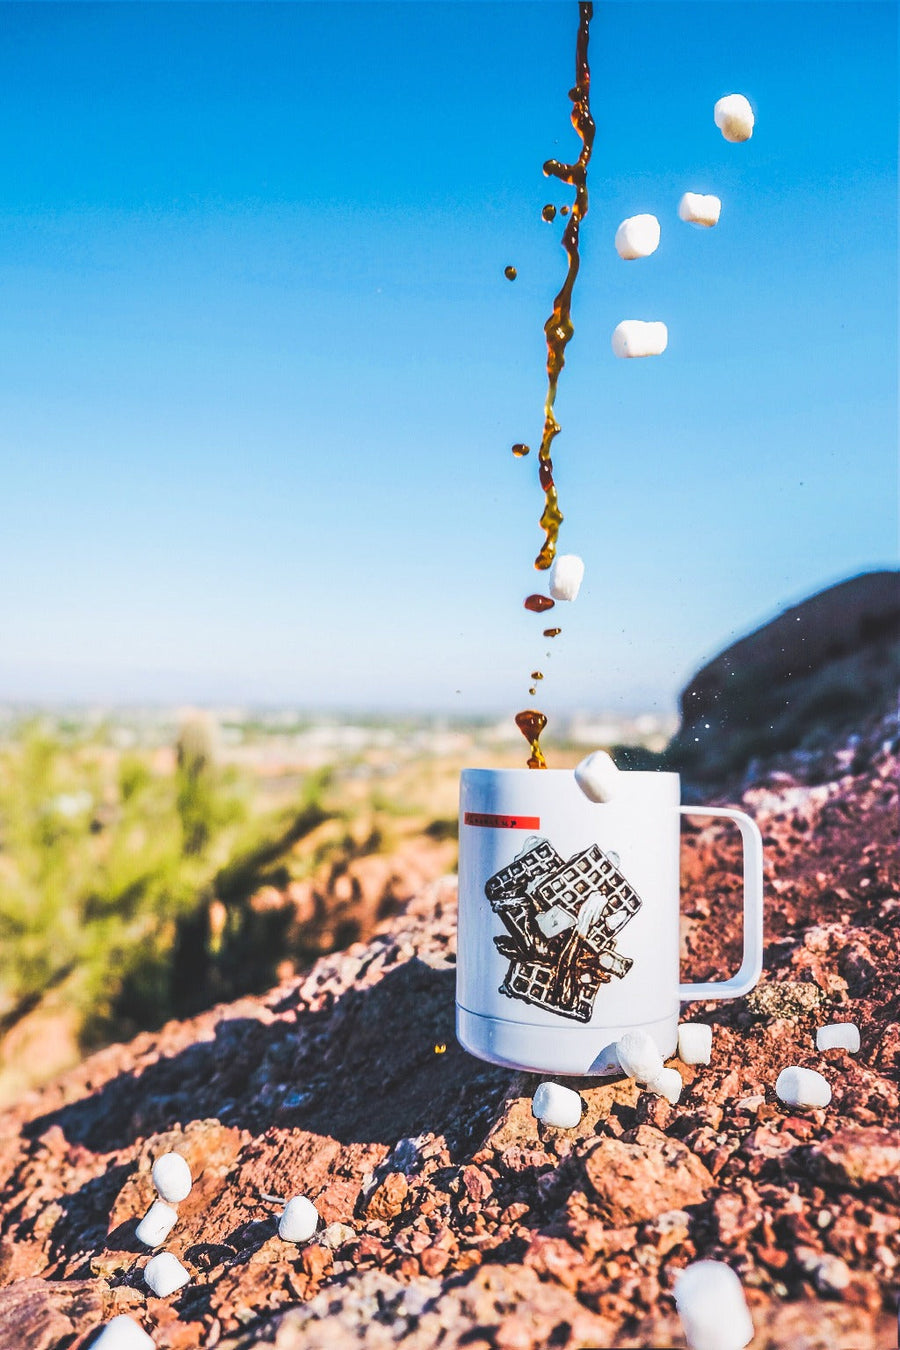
[
  {"x1": 144, "y1": 1251, "x2": 191, "y2": 1298},
  {"x1": 548, "y1": 553, "x2": 584, "y2": 602},
  {"x1": 678, "y1": 1022, "x2": 713, "y2": 1065},
  {"x1": 816, "y1": 1022, "x2": 860, "y2": 1053},
  {"x1": 532, "y1": 1080, "x2": 583, "y2": 1129},
  {"x1": 612, "y1": 320, "x2": 668, "y2": 359},
  {"x1": 135, "y1": 1200, "x2": 178, "y2": 1249},
  {"x1": 91, "y1": 1315, "x2": 156, "y2": 1350},
  {"x1": 647, "y1": 1064, "x2": 683, "y2": 1104},
  {"x1": 714, "y1": 93, "x2": 754, "y2": 143},
  {"x1": 615, "y1": 213, "x2": 661, "y2": 260},
  {"x1": 574, "y1": 749, "x2": 619, "y2": 804},
  {"x1": 615, "y1": 1029, "x2": 665, "y2": 1084},
  {"x1": 776, "y1": 1065, "x2": 832, "y2": 1109},
  {"x1": 678, "y1": 192, "x2": 721, "y2": 227},
  {"x1": 151, "y1": 1151, "x2": 192, "y2": 1204},
  {"x1": 278, "y1": 1194, "x2": 319, "y2": 1244},
  {"x1": 674, "y1": 1260, "x2": 754, "y2": 1350}
]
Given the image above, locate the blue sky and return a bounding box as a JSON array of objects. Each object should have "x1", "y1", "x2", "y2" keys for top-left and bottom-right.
[{"x1": 0, "y1": 1, "x2": 896, "y2": 720}]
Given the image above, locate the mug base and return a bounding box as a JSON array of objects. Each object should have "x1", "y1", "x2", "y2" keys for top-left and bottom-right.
[{"x1": 456, "y1": 1004, "x2": 679, "y2": 1077}]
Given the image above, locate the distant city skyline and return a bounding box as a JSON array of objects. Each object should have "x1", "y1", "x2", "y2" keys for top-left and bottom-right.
[{"x1": 1, "y1": 2, "x2": 896, "y2": 723}]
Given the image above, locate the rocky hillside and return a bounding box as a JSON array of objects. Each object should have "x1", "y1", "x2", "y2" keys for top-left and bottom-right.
[{"x1": 0, "y1": 685, "x2": 897, "y2": 1348}]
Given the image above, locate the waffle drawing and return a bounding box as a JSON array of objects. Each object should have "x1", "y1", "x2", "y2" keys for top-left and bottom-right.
[{"x1": 486, "y1": 838, "x2": 642, "y2": 1023}]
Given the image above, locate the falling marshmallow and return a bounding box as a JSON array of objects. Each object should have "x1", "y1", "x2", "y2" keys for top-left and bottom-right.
[
  {"x1": 714, "y1": 94, "x2": 754, "y2": 143},
  {"x1": 612, "y1": 320, "x2": 668, "y2": 359},
  {"x1": 549, "y1": 553, "x2": 584, "y2": 602},
  {"x1": 678, "y1": 192, "x2": 721, "y2": 227},
  {"x1": 615, "y1": 213, "x2": 661, "y2": 260},
  {"x1": 91, "y1": 1315, "x2": 156, "y2": 1350},
  {"x1": 151, "y1": 1152, "x2": 192, "y2": 1204},
  {"x1": 278, "y1": 1195, "x2": 319, "y2": 1243},
  {"x1": 144, "y1": 1251, "x2": 191, "y2": 1298},
  {"x1": 135, "y1": 1200, "x2": 178, "y2": 1248},
  {"x1": 816, "y1": 1022, "x2": 860, "y2": 1053},
  {"x1": 615, "y1": 1029, "x2": 665, "y2": 1084},
  {"x1": 532, "y1": 1081, "x2": 583, "y2": 1129},
  {"x1": 776, "y1": 1066, "x2": 832, "y2": 1109},
  {"x1": 647, "y1": 1065, "x2": 683, "y2": 1104},
  {"x1": 674, "y1": 1260, "x2": 754, "y2": 1350},
  {"x1": 678, "y1": 1022, "x2": 713, "y2": 1065},
  {"x1": 574, "y1": 750, "x2": 619, "y2": 804}
]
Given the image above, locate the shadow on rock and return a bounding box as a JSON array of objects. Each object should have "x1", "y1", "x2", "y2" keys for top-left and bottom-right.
[{"x1": 24, "y1": 960, "x2": 511, "y2": 1161}]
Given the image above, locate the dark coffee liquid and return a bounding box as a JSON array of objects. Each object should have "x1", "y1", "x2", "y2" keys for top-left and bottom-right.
[
  {"x1": 543, "y1": 627, "x2": 562, "y2": 638},
  {"x1": 524, "y1": 594, "x2": 555, "y2": 613},
  {"x1": 516, "y1": 1, "x2": 595, "y2": 769},
  {"x1": 542, "y1": 204, "x2": 557, "y2": 222},
  {"x1": 515, "y1": 709, "x2": 548, "y2": 769},
  {"x1": 504, "y1": 265, "x2": 518, "y2": 280},
  {"x1": 512, "y1": 443, "x2": 530, "y2": 458}
]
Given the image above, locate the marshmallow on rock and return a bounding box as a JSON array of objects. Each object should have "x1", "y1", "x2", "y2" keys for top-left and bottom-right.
[
  {"x1": 144, "y1": 1251, "x2": 191, "y2": 1298},
  {"x1": 574, "y1": 749, "x2": 619, "y2": 804},
  {"x1": 278, "y1": 1195, "x2": 319, "y2": 1244},
  {"x1": 615, "y1": 213, "x2": 661, "y2": 259},
  {"x1": 678, "y1": 1022, "x2": 713, "y2": 1065},
  {"x1": 549, "y1": 554, "x2": 584, "y2": 602},
  {"x1": 612, "y1": 320, "x2": 668, "y2": 359},
  {"x1": 135, "y1": 1200, "x2": 178, "y2": 1249},
  {"x1": 714, "y1": 93, "x2": 754, "y2": 143},
  {"x1": 532, "y1": 1081, "x2": 583, "y2": 1129},
  {"x1": 816, "y1": 1022, "x2": 860, "y2": 1053},
  {"x1": 615, "y1": 1029, "x2": 665, "y2": 1084},
  {"x1": 776, "y1": 1066, "x2": 832, "y2": 1109},
  {"x1": 91, "y1": 1315, "x2": 156, "y2": 1350},
  {"x1": 674, "y1": 1260, "x2": 754, "y2": 1350},
  {"x1": 647, "y1": 1065, "x2": 683, "y2": 1105},
  {"x1": 678, "y1": 192, "x2": 721, "y2": 227},
  {"x1": 151, "y1": 1151, "x2": 192, "y2": 1204}
]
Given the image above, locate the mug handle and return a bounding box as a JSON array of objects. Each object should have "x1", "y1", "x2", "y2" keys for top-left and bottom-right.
[{"x1": 677, "y1": 806, "x2": 764, "y2": 1001}]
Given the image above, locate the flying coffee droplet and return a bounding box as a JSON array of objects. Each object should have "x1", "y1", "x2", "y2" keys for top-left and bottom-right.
[
  {"x1": 528, "y1": 686, "x2": 536, "y2": 696},
  {"x1": 516, "y1": 709, "x2": 548, "y2": 770},
  {"x1": 524, "y1": 594, "x2": 555, "y2": 613},
  {"x1": 512, "y1": 443, "x2": 530, "y2": 458},
  {"x1": 504, "y1": 265, "x2": 518, "y2": 280},
  {"x1": 543, "y1": 627, "x2": 562, "y2": 638},
  {"x1": 542, "y1": 203, "x2": 557, "y2": 222},
  {"x1": 531, "y1": 671, "x2": 544, "y2": 681},
  {"x1": 560, "y1": 204, "x2": 570, "y2": 216}
]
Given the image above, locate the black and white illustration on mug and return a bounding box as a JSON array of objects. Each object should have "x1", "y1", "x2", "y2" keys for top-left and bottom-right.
[{"x1": 485, "y1": 836, "x2": 643, "y2": 1023}]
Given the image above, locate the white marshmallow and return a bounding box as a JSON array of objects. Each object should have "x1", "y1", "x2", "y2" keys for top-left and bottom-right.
[
  {"x1": 678, "y1": 1022, "x2": 713, "y2": 1065},
  {"x1": 615, "y1": 213, "x2": 661, "y2": 260},
  {"x1": 816, "y1": 1022, "x2": 860, "y2": 1053},
  {"x1": 135, "y1": 1200, "x2": 178, "y2": 1248},
  {"x1": 532, "y1": 1080, "x2": 583, "y2": 1129},
  {"x1": 574, "y1": 750, "x2": 619, "y2": 804},
  {"x1": 548, "y1": 553, "x2": 584, "y2": 602},
  {"x1": 612, "y1": 320, "x2": 668, "y2": 359},
  {"x1": 91, "y1": 1315, "x2": 156, "y2": 1350},
  {"x1": 678, "y1": 192, "x2": 722, "y2": 227},
  {"x1": 278, "y1": 1195, "x2": 319, "y2": 1243},
  {"x1": 151, "y1": 1151, "x2": 192, "y2": 1204},
  {"x1": 615, "y1": 1029, "x2": 665, "y2": 1084},
  {"x1": 776, "y1": 1065, "x2": 832, "y2": 1109},
  {"x1": 647, "y1": 1065, "x2": 683, "y2": 1104},
  {"x1": 144, "y1": 1251, "x2": 191, "y2": 1298},
  {"x1": 714, "y1": 93, "x2": 754, "y2": 143},
  {"x1": 674, "y1": 1260, "x2": 754, "y2": 1350}
]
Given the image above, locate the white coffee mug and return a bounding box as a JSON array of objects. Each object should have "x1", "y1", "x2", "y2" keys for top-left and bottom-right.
[{"x1": 456, "y1": 768, "x2": 764, "y2": 1075}]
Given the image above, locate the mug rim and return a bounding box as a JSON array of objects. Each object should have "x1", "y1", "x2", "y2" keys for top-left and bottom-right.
[{"x1": 460, "y1": 766, "x2": 679, "y2": 780}]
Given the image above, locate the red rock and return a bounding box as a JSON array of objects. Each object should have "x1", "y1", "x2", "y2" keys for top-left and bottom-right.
[
  {"x1": 804, "y1": 1127, "x2": 900, "y2": 1201},
  {"x1": 582, "y1": 1126, "x2": 713, "y2": 1225},
  {"x1": 419, "y1": 1245, "x2": 451, "y2": 1277},
  {"x1": 363, "y1": 1170, "x2": 409, "y2": 1220}
]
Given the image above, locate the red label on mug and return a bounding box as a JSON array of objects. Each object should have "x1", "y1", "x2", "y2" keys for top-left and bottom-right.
[{"x1": 464, "y1": 812, "x2": 541, "y2": 830}]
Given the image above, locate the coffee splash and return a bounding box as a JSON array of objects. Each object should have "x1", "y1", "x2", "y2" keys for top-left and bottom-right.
[{"x1": 515, "y1": 1, "x2": 595, "y2": 768}]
